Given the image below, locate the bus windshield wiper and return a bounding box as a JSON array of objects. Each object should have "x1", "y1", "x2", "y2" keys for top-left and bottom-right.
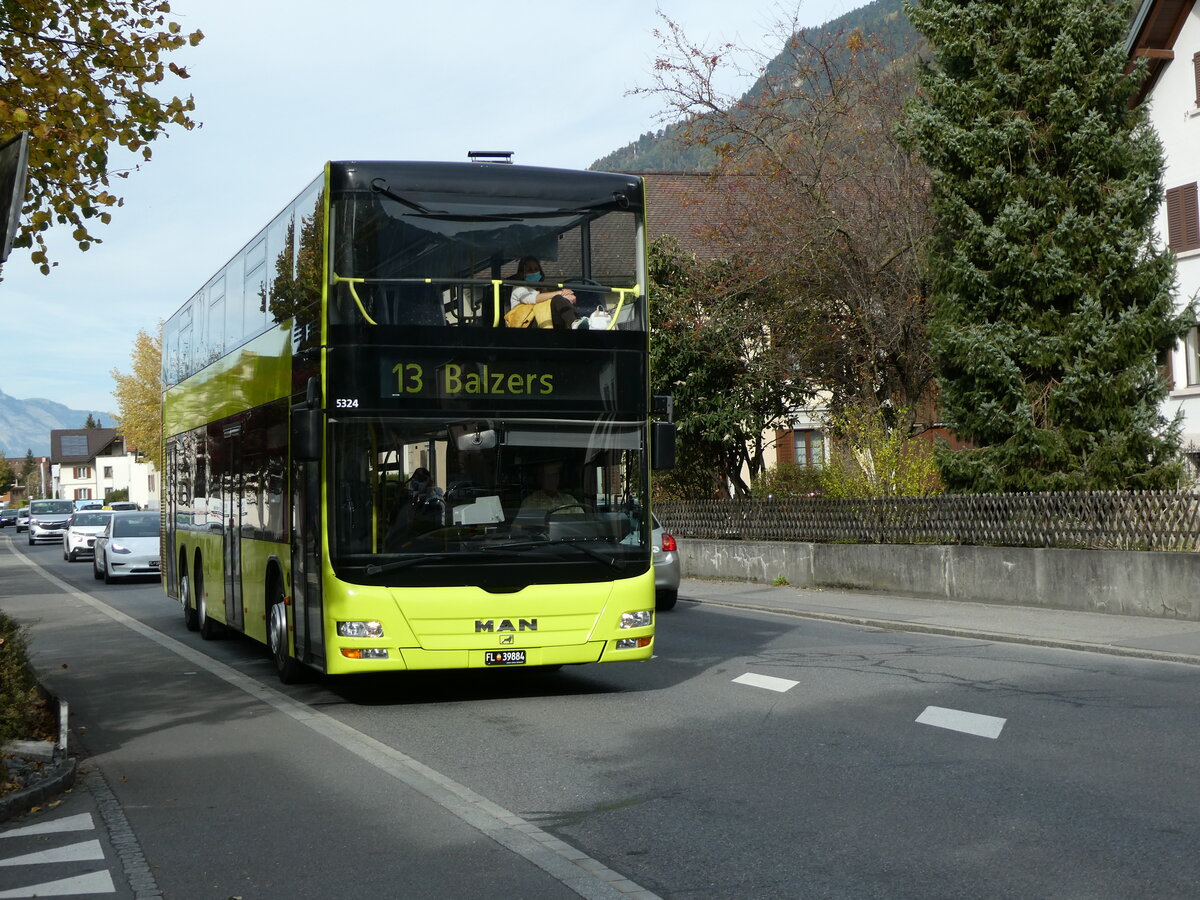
[
  {"x1": 364, "y1": 551, "x2": 463, "y2": 575},
  {"x1": 480, "y1": 538, "x2": 625, "y2": 570}
]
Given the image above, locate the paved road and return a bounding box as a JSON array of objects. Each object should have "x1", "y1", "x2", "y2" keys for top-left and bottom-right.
[{"x1": 4, "y1": 533, "x2": 1200, "y2": 898}]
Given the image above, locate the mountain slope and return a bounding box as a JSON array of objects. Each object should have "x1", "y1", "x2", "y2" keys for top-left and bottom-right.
[
  {"x1": 590, "y1": 0, "x2": 915, "y2": 172},
  {"x1": 0, "y1": 390, "x2": 116, "y2": 458}
]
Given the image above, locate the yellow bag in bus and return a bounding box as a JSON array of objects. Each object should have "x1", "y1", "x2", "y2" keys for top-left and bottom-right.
[{"x1": 504, "y1": 298, "x2": 555, "y2": 328}]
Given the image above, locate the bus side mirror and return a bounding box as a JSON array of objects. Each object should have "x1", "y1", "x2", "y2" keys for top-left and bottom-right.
[
  {"x1": 292, "y1": 407, "x2": 322, "y2": 462},
  {"x1": 651, "y1": 421, "x2": 676, "y2": 471}
]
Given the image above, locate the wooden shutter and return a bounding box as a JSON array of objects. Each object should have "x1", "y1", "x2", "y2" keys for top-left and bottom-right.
[
  {"x1": 775, "y1": 430, "x2": 795, "y2": 464},
  {"x1": 1166, "y1": 183, "x2": 1200, "y2": 252},
  {"x1": 1194, "y1": 51, "x2": 1200, "y2": 108}
]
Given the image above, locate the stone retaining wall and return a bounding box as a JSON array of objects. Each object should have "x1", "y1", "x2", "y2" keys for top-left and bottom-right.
[{"x1": 680, "y1": 540, "x2": 1200, "y2": 620}]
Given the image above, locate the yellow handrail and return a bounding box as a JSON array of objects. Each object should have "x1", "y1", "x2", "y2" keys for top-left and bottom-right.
[
  {"x1": 332, "y1": 273, "x2": 377, "y2": 326},
  {"x1": 607, "y1": 285, "x2": 640, "y2": 331}
]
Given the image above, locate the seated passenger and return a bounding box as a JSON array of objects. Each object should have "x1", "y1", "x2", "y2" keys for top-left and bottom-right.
[{"x1": 506, "y1": 257, "x2": 587, "y2": 330}]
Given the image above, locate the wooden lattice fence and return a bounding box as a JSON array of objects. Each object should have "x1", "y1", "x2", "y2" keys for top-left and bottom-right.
[{"x1": 654, "y1": 492, "x2": 1200, "y2": 551}]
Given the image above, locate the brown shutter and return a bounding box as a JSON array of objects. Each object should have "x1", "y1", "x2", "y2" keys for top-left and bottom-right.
[
  {"x1": 775, "y1": 430, "x2": 795, "y2": 463},
  {"x1": 1187, "y1": 183, "x2": 1200, "y2": 251},
  {"x1": 1166, "y1": 183, "x2": 1200, "y2": 252},
  {"x1": 1194, "y1": 51, "x2": 1200, "y2": 108}
]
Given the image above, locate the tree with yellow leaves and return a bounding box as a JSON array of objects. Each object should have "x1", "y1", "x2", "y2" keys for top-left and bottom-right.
[
  {"x1": 0, "y1": 1, "x2": 203, "y2": 273},
  {"x1": 111, "y1": 326, "x2": 162, "y2": 471}
]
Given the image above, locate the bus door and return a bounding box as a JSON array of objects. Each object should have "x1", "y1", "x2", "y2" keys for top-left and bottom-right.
[
  {"x1": 290, "y1": 451, "x2": 325, "y2": 667},
  {"x1": 222, "y1": 422, "x2": 245, "y2": 632}
]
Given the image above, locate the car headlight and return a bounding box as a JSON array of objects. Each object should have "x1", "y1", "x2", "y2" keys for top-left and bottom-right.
[
  {"x1": 337, "y1": 620, "x2": 384, "y2": 638},
  {"x1": 620, "y1": 610, "x2": 653, "y2": 629},
  {"x1": 109, "y1": 542, "x2": 132, "y2": 554}
]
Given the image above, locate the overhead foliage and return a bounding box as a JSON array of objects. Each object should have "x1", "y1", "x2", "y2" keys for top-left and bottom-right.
[
  {"x1": 110, "y1": 326, "x2": 162, "y2": 470},
  {"x1": 0, "y1": 0, "x2": 203, "y2": 273},
  {"x1": 901, "y1": 0, "x2": 1193, "y2": 491},
  {"x1": 649, "y1": 235, "x2": 812, "y2": 498},
  {"x1": 635, "y1": 8, "x2": 934, "y2": 431}
]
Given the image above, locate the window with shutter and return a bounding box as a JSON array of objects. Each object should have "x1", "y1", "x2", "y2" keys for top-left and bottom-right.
[
  {"x1": 1166, "y1": 183, "x2": 1200, "y2": 252},
  {"x1": 1194, "y1": 51, "x2": 1200, "y2": 108}
]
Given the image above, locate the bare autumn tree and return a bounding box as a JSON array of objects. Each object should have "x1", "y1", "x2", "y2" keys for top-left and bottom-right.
[{"x1": 636, "y1": 10, "x2": 935, "y2": 431}]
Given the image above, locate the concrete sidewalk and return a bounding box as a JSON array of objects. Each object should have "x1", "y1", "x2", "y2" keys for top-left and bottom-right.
[{"x1": 677, "y1": 577, "x2": 1200, "y2": 666}]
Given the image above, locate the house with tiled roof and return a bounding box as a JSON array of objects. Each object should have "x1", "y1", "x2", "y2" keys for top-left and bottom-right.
[
  {"x1": 49, "y1": 428, "x2": 158, "y2": 508},
  {"x1": 1127, "y1": 0, "x2": 1200, "y2": 464},
  {"x1": 640, "y1": 172, "x2": 748, "y2": 260}
]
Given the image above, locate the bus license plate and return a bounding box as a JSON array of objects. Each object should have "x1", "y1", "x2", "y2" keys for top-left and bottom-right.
[{"x1": 484, "y1": 650, "x2": 526, "y2": 666}]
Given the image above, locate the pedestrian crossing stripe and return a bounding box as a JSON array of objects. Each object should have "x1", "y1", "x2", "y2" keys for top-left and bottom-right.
[
  {"x1": 0, "y1": 869, "x2": 115, "y2": 898},
  {"x1": 0, "y1": 814, "x2": 94, "y2": 839},
  {"x1": 0, "y1": 839, "x2": 105, "y2": 867}
]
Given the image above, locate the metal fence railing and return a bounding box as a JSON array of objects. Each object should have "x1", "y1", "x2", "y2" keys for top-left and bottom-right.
[{"x1": 654, "y1": 491, "x2": 1200, "y2": 552}]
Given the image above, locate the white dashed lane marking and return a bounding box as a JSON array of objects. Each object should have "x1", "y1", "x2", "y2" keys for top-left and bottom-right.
[
  {"x1": 916, "y1": 705, "x2": 1007, "y2": 739},
  {"x1": 733, "y1": 672, "x2": 800, "y2": 693}
]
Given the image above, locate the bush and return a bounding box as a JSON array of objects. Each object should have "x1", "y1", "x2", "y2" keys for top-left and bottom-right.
[
  {"x1": 821, "y1": 405, "x2": 943, "y2": 499},
  {"x1": 751, "y1": 462, "x2": 826, "y2": 498},
  {"x1": 0, "y1": 611, "x2": 41, "y2": 784}
]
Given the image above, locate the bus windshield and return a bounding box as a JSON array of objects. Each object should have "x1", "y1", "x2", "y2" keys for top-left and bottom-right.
[
  {"x1": 328, "y1": 415, "x2": 650, "y2": 586},
  {"x1": 330, "y1": 182, "x2": 643, "y2": 331}
]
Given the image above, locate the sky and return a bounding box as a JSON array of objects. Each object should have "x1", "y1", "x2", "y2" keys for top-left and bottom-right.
[{"x1": 1, "y1": 0, "x2": 857, "y2": 416}]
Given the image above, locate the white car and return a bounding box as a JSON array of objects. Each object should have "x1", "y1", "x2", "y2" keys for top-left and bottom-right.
[
  {"x1": 93, "y1": 511, "x2": 161, "y2": 583},
  {"x1": 63, "y1": 510, "x2": 113, "y2": 561}
]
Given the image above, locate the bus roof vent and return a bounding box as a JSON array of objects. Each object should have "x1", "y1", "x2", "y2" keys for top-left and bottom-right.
[{"x1": 468, "y1": 150, "x2": 514, "y2": 164}]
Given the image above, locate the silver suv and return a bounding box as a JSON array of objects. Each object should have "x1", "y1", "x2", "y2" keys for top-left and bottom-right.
[{"x1": 28, "y1": 499, "x2": 75, "y2": 545}]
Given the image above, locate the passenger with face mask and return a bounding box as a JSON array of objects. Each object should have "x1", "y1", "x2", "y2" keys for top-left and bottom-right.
[{"x1": 507, "y1": 256, "x2": 587, "y2": 329}]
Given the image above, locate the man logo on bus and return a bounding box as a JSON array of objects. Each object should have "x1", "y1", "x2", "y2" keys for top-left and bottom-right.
[{"x1": 475, "y1": 618, "x2": 538, "y2": 632}]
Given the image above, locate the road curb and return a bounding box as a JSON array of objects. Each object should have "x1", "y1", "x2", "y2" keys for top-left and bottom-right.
[
  {"x1": 0, "y1": 756, "x2": 77, "y2": 823},
  {"x1": 690, "y1": 598, "x2": 1200, "y2": 668},
  {"x1": 0, "y1": 689, "x2": 76, "y2": 823}
]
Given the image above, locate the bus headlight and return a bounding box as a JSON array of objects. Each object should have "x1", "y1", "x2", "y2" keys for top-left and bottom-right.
[
  {"x1": 341, "y1": 648, "x2": 389, "y2": 659},
  {"x1": 337, "y1": 620, "x2": 384, "y2": 638},
  {"x1": 616, "y1": 637, "x2": 653, "y2": 649},
  {"x1": 620, "y1": 610, "x2": 652, "y2": 629}
]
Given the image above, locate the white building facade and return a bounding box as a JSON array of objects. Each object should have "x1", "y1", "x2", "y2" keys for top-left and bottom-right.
[{"x1": 1131, "y1": 0, "x2": 1200, "y2": 460}]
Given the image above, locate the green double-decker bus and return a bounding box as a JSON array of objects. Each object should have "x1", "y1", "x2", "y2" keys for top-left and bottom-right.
[{"x1": 162, "y1": 160, "x2": 670, "y2": 682}]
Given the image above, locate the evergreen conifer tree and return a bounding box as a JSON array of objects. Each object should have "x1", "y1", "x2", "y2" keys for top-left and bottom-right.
[{"x1": 901, "y1": 0, "x2": 1193, "y2": 491}]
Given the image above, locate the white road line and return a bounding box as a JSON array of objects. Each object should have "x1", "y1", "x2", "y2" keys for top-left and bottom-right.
[
  {"x1": 733, "y1": 672, "x2": 799, "y2": 693},
  {"x1": 0, "y1": 869, "x2": 115, "y2": 898},
  {"x1": 0, "y1": 839, "x2": 105, "y2": 867},
  {"x1": 6, "y1": 541, "x2": 656, "y2": 900},
  {"x1": 0, "y1": 814, "x2": 94, "y2": 839},
  {"x1": 916, "y1": 705, "x2": 1006, "y2": 739}
]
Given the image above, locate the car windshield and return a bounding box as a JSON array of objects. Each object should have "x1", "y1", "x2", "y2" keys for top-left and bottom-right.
[
  {"x1": 112, "y1": 513, "x2": 159, "y2": 538},
  {"x1": 31, "y1": 501, "x2": 74, "y2": 515},
  {"x1": 73, "y1": 513, "x2": 111, "y2": 527}
]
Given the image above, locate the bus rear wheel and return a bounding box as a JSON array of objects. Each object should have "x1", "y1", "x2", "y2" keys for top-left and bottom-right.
[
  {"x1": 196, "y1": 565, "x2": 222, "y2": 640},
  {"x1": 181, "y1": 570, "x2": 199, "y2": 632},
  {"x1": 268, "y1": 584, "x2": 304, "y2": 684}
]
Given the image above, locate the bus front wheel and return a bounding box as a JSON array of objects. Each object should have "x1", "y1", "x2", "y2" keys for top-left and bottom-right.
[{"x1": 268, "y1": 583, "x2": 305, "y2": 685}]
